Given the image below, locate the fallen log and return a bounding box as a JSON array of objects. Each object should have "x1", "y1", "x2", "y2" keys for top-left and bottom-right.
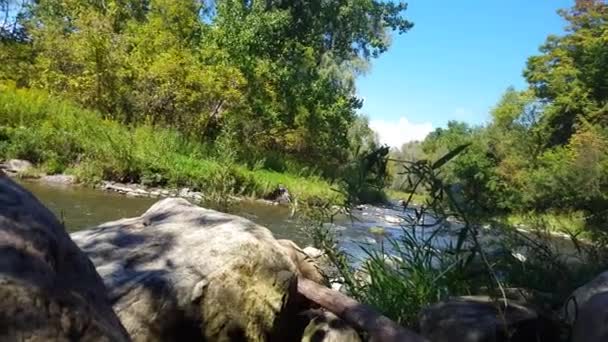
[{"x1": 297, "y1": 276, "x2": 429, "y2": 342}]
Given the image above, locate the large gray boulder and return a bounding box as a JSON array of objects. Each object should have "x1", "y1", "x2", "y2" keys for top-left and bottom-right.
[
  {"x1": 71, "y1": 198, "x2": 304, "y2": 341},
  {"x1": 567, "y1": 270, "x2": 608, "y2": 342},
  {"x1": 0, "y1": 173, "x2": 129, "y2": 341},
  {"x1": 571, "y1": 292, "x2": 608, "y2": 342},
  {"x1": 564, "y1": 270, "x2": 608, "y2": 324},
  {"x1": 419, "y1": 296, "x2": 538, "y2": 342}
]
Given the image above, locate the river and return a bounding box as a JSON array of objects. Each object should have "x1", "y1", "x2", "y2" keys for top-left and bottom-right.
[
  {"x1": 19, "y1": 180, "x2": 445, "y2": 258},
  {"x1": 18, "y1": 180, "x2": 577, "y2": 264}
]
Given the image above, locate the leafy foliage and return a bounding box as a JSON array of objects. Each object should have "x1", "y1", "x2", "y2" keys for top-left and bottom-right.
[
  {"x1": 1, "y1": 0, "x2": 412, "y2": 176},
  {"x1": 0, "y1": 84, "x2": 343, "y2": 203}
]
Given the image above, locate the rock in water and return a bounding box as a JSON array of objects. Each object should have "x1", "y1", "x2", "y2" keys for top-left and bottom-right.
[
  {"x1": 0, "y1": 174, "x2": 129, "y2": 341},
  {"x1": 267, "y1": 185, "x2": 291, "y2": 204},
  {"x1": 71, "y1": 198, "x2": 302, "y2": 341}
]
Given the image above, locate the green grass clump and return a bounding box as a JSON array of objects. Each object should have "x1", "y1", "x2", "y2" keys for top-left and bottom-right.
[{"x1": 0, "y1": 83, "x2": 342, "y2": 204}]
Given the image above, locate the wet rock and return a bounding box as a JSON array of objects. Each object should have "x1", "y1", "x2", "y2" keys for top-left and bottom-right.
[
  {"x1": 384, "y1": 215, "x2": 403, "y2": 224},
  {"x1": 267, "y1": 185, "x2": 291, "y2": 204},
  {"x1": 563, "y1": 270, "x2": 608, "y2": 325},
  {"x1": 2, "y1": 159, "x2": 33, "y2": 173},
  {"x1": 71, "y1": 198, "x2": 303, "y2": 341},
  {"x1": 0, "y1": 175, "x2": 129, "y2": 341},
  {"x1": 301, "y1": 310, "x2": 362, "y2": 342},
  {"x1": 353, "y1": 236, "x2": 377, "y2": 245},
  {"x1": 419, "y1": 296, "x2": 538, "y2": 342},
  {"x1": 40, "y1": 174, "x2": 77, "y2": 184}
]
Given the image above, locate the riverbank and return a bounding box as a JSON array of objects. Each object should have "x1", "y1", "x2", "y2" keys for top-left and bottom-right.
[{"x1": 0, "y1": 85, "x2": 343, "y2": 205}]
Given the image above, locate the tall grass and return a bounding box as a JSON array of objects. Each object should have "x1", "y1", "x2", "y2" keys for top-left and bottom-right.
[{"x1": 0, "y1": 83, "x2": 342, "y2": 204}]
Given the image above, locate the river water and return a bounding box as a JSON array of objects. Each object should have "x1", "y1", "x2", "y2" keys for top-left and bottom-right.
[
  {"x1": 19, "y1": 180, "x2": 441, "y2": 258},
  {"x1": 18, "y1": 180, "x2": 576, "y2": 263}
]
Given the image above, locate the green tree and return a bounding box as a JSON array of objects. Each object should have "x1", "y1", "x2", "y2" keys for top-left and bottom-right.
[
  {"x1": 2, "y1": 0, "x2": 413, "y2": 179},
  {"x1": 524, "y1": 0, "x2": 608, "y2": 146}
]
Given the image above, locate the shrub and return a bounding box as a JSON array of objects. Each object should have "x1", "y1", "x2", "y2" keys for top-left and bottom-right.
[{"x1": 0, "y1": 83, "x2": 343, "y2": 204}]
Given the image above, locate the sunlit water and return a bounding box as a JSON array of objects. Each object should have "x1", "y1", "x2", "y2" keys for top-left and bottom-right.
[
  {"x1": 18, "y1": 180, "x2": 578, "y2": 267},
  {"x1": 19, "y1": 180, "x2": 458, "y2": 259}
]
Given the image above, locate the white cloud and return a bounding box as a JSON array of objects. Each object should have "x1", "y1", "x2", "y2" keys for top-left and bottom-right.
[{"x1": 369, "y1": 117, "x2": 433, "y2": 148}]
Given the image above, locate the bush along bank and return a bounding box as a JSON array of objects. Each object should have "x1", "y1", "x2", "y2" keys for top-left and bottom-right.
[{"x1": 0, "y1": 84, "x2": 343, "y2": 205}]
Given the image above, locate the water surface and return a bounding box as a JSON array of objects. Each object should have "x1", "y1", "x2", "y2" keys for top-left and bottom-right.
[
  {"x1": 23, "y1": 180, "x2": 565, "y2": 261},
  {"x1": 18, "y1": 180, "x2": 429, "y2": 256}
]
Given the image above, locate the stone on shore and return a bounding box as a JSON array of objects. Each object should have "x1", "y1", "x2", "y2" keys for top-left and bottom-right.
[
  {"x1": 418, "y1": 296, "x2": 538, "y2": 342},
  {"x1": 40, "y1": 174, "x2": 77, "y2": 185},
  {"x1": 2, "y1": 159, "x2": 33, "y2": 173},
  {"x1": 71, "y1": 198, "x2": 310, "y2": 341},
  {"x1": 0, "y1": 174, "x2": 129, "y2": 341}
]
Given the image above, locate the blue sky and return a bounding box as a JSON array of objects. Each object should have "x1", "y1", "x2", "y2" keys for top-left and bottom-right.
[{"x1": 360, "y1": 0, "x2": 573, "y2": 147}]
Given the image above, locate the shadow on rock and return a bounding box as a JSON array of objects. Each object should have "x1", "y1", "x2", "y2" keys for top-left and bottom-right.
[{"x1": 0, "y1": 173, "x2": 130, "y2": 341}]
